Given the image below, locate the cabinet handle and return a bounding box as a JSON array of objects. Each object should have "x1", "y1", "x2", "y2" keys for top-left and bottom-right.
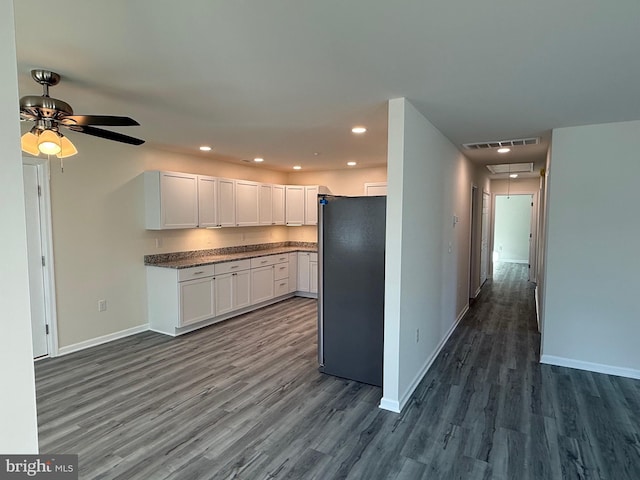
[
  {"x1": 230, "y1": 265, "x2": 239, "y2": 269},
  {"x1": 193, "y1": 271, "x2": 205, "y2": 275},
  {"x1": 233, "y1": 273, "x2": 237, "y2": 276},
  {"x1": 261, "y1": 260, "x2": 268, "y2": 264},
  {"x1": 280, "y1": 282, "x2": 286, "y2": 286},
  {"x1": 279, "y1": 266, "x2": 286, "y2": 270}
]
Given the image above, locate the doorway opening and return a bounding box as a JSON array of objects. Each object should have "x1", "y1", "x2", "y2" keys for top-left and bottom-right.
[{"x1": 492, "y1": 194, "x2": 537, "y2": 282}]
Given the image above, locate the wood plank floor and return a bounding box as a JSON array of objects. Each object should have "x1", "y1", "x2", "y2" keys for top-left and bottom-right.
[{"x1": 35, "y1": 263, "x2": 640, "y2": 479}]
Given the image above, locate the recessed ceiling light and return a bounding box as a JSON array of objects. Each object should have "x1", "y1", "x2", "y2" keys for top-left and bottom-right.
[
  {"x1": 293, "y1": 165, "x2": 302, "y2": 170},
  {"x1": 199, "y1": 146, "x2": 212, "y2": 151},
  {"x1": 351, "y1": 126, "x2": 367, "y2": 134},
  {"x1": 347, "y1": 161, "x2": 357, "y2": 166},
  {"x1": 497, "y1": 147, "x2": 511, "y2": 154},
  {"x1": 509, "y1": 173, "x2": 518, "y2": 178},
  {"x1": 254, "y1": 157, "x2": 264, "y2": 163},
  {"x1": 313, "y1": 152, "x2": 320, "y2": 156}
]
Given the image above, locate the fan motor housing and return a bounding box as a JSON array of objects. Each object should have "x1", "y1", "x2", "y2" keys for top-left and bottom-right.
[{"x1": 20, "y1": 95, "x2": 73, "y2": 120}]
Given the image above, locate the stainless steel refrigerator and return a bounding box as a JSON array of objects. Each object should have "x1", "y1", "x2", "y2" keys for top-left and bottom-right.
[{"x1": 318, "y1": 194, "x2": 385, "y2": 387}]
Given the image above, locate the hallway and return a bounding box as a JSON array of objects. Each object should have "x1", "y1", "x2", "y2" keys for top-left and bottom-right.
[{"x1": 34, "y1": 264, "x2": 640, "y2": 479}]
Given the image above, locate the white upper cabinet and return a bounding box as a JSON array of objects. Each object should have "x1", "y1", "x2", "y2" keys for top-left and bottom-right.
[
  {"x1": 197, "y1": 175, "x2": 218, "y2": 227},
  {"x1": 145, "y1": 169, "x2": 330, "y2": 230},
  {"x1": 272, "y1": 184, "x2": 285, "y2": 225},
  {"x1": 145, "y1": 171, "x2": 199, "y2": 230},
  {"x1": 364, "y1": 182, "x2": 388, "y2": 196},
  {"x1": 235, "y1": 180, "x2": 259, "y2": 226},
  {"x1": 217, "y1": 178, "x2": 236, "y2": 227},
  {"x1": 258, "y1": 184, "x2": 273, "y2": 225},
  {"x1": 285, "y1": 186, "x2": 305, "y2": 225},
  {"x1": 305, "y1": 185, "x2": 319, "y2": 225}
]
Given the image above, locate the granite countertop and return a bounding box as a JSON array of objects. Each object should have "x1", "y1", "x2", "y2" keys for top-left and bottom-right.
[{"x1": 145, "y1": 242, "x2": 317, "y2": 269}]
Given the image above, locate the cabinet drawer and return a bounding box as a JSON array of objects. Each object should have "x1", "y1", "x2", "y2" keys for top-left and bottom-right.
[
  {"x1": 251, "y1": 255, "x2": 279, "y2": 268},
  {"x1": 274, "y1": 262, "x2": 289, "y2": 281},
  {"x1": 214, "y1": 259, "x2": 251, "y2": 275},
  {"x1": 274, "y1": 254, "x2": 289, "y2": 264},
  {"x1": 178, "y1": 264, "x2": 215, "y2": 282},
  {"x1": 274, "y1": 279, "x2": 289, "y2": 297}
]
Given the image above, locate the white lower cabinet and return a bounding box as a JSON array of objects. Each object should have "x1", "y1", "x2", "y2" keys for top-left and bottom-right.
[
  {"x1": 251, "y1": 265, "x2": 275, "y2": 305},
  {"x1": 310, "y1": 259, "x2": 318, "y2": 294},
  {"x1": 179, "y1": 276, "x2": 215, "y2": 326},
  {"x1": 215, "y1": 270, "x2": 251, "y2": 316},
  {"x1": 297, "y1": 251, "x2": 318, "y2": 297},
  {"x1": 288, "y1": 252, "x2": 297, "y2": 293},
  {"x1": 147, "y1": 251, "x2": 303, "y2": 336}
]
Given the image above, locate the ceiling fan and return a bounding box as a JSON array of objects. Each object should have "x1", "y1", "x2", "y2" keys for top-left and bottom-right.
[{"x1": 19, "y1": 69, "x2": 145, "y2": 158}]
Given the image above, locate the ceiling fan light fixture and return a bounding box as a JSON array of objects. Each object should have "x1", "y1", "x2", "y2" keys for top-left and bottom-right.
[
  {"x1": 37, "y1": 129, "x2": 62, "y2": 155},
  {"x1": 21, "y1": 131, "x2": 41, "y2": 156},
  {"x1": 56, "y1": 135, "x2": 78, "y2": 158}
]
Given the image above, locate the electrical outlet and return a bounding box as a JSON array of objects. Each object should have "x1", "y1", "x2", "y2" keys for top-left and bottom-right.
[
  {"x1": 416, "y1": 328, "x2": 420, "y2": 343},
  {"x1": 98, "y1": 299, "x2": 107, "y2": 312}
]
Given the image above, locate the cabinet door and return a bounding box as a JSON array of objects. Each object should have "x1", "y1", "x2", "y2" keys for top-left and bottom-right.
[
  {"x1": 236, "y1": 180, "x2": 259, "y2": 226},
  {"x1": 234, "y1": 270, "x2": 251, "y2": 309},
  {"x1": 179, "y1": 277, "x2": 215, "y2": 326},
  {"x1": 146, "y1": 171, "x2": 198, "y2": 229},
  {"x1": 304, "y1": 185, "x2": 319, "y2": 225},
  {"x1": 272, "y1": 185, "x2": 286, "y2": 225},
  {"x1": 285, "y1": 186, "x2": 305, "y2": 225},
  {"x1": 217, "y1": 178, "x2": 236, "y2": 227},
  {"x1": 258, "y1": 184, "x2": 273, "y2": 225},
  {"x1": 310, "y1": 261, "x2": 318, "y2": 293},
  {"x1": 251, "y1": 265, "x2": 275, "y2": 305},
  {"x1": 297, "y1": 252, "x2": 311, "y2": 292},
  {"x1": 215, "y1": 273, "x2": 234, "y2": 316},
  {"x1": 288, "y1": 252, "x2": 298, "y2": 293},
  {"x1": 198, "y1": 176, "x2": 217, "y2": 227}
]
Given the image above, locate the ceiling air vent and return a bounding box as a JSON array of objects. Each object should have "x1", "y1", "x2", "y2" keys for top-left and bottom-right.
[
  {"x1": 462, "y1": 137, "x2": 539, "y2": 150},
  {"x1": 486, "y1": 163, "x2": 534, "y2": 174}
]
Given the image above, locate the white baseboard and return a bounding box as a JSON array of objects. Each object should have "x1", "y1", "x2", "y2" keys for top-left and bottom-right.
[
  {"x1": 381, "y1": 305, "x2": 468, "y2": 413},
  {"x1": 474, "y1": 286, "x2": 482, "y2": 298},
  {"x1": 496, "y1": 259, "x2": 529, "y2": 264},
  {"x1": 378, "y1": 397, "x2": 401, "y2": 413},
  {"x1": 540, "y1": 355, "x2": 640, "y2": 380},
  {"x1": 57, "y1": 324, "x2": 149, "y2": 356}
]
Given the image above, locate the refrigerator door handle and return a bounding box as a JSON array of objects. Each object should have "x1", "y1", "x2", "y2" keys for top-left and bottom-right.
[{"x1": 317, "y1": 195, "x2": 325, "y2": 366}]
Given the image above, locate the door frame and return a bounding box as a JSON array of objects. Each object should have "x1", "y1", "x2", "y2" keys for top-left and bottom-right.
[{"x1": 23, "y1": 157, "x2": 59, "y2": 358}]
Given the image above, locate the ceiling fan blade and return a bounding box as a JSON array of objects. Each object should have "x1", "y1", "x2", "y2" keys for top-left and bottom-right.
[
  {"x1": 60, "y1": 115, "x2": 140, "y2": 127},
  {"x1": 65, "y1": 125, "x2": 145, "y2": 145}
]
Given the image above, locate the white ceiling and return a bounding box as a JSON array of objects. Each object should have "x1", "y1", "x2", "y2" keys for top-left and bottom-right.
[{"x1": 13, "y1": 1, "x2": 640, "y2": 173}]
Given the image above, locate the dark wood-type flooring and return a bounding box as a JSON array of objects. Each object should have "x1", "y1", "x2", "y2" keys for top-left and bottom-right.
[{"x1": 35, "y1": 263, "x2": 640, "y2": 479}]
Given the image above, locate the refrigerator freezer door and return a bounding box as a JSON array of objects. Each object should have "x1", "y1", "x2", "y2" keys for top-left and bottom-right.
[{"x1": 319, "y1": 195, "x2": 385, "y2": 387}]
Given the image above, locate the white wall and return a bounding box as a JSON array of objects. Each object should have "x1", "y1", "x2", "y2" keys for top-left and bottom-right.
[
  {"x1": 493, "y1": 195, "x2": 532, "y2": 263},
  {"x1": 381, "y1": 98, "x2": 481, "y2": 412},
  {"x1": 0, "y1": 1, "x2": 39, "y2": 452},
  {"x1": 541, "y1": 120, "x2": 640, "y2": 378}
]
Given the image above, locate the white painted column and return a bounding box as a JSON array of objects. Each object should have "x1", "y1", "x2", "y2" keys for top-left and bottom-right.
[{"x1": 0, "y1": 1, "x2": 39, "y2": 453}]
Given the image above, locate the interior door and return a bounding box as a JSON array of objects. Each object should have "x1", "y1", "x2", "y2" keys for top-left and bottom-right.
[{"x1": 23, "y1": 164, "x2": 48, "y2": 358}]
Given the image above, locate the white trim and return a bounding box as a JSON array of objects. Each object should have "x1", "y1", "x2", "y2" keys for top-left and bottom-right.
[
  {"x1": 57, "y1": 324, "x2": 149, "y2": 356},
  {"x1": 23, "y1": 157, "x2": 59, "y2": 358},
  {"x1": 380, "y1": 304, "x2": 469, "y2": 413},
  {"x1": 378, "y1": 398, "x2": 401, "y2": 413},
  {"x1": 534, "y1": 286, "x2": 540, "y2": 332},
  {"x1": 540, "y1": 355, "x2": 640, "y2": 380},
  {"x1": 474, "y1": 286, "x2": 482, "y2": 298}
]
